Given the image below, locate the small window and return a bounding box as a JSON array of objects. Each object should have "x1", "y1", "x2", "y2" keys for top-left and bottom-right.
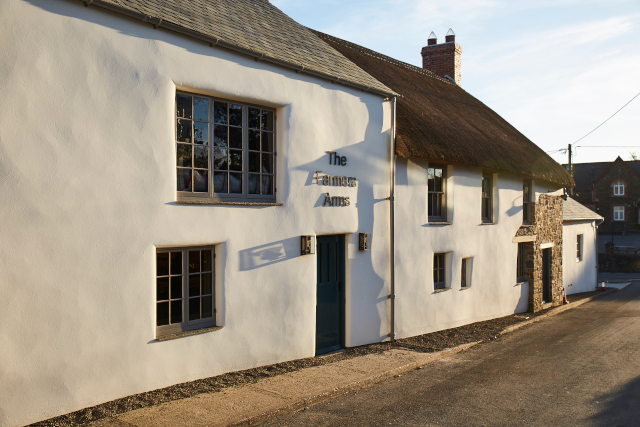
[
  {"x1": 613, "y1": 206, "x2": 625, "y2": 221},
  {"x1": 517, "y1": 243, "x2": 526, "y2": 283},
  {"x1": 523, "y1": 180, "x2": 533, "y2": 224},
  {"x1": 482, "y1": 173, "x2": 493, "y2": 223},
  {"x1": 612, "y1": 180, "x2": 625, "y2": 196},
  {"x1": 428, "y1": 165, "x2": 446, "y2": 221},
  {"x1": 576, "y1": 234, "x2": 583, "y2": 262},
  {"x1": 461, "y1": 258, "x2": 470, "y2": 288},
  {"x1": 433, "y1": 253, "x2": 446, "y2": 290},
  {"x1": 156, "y1": 246, "x2": 216, "y2": 338}
]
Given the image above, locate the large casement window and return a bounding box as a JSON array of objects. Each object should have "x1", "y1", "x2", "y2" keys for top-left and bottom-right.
[
  {"x1": 481, "y1": 173, "x2": 493, "y2": 223},
  {"x1": 517, "y1": 243, "x2": 526, "y2": 282},
  {"x1": 428, "y1": 165, "x2": 446, "y2": 221},
  {"x1": 576, "y1": 234, "x2": 583, "y2": 262},
  {"x1": 613, "y1": 180, "x2": 625, "y2": 196},
  {"x1": 156, "y1": 247, "x2": 216, "y2": 337},
  {"x1": 613, "y1": 206, "x2": 625, "y2": 221},
  {"x1": 433, "y1": 253, "x2": 446, "y2": 290},
  {"x1": 176, "y1": 92, "x2": 276, "y2": 202},
  {"x1": 523, "y1": 180, "x2": 533, "y2": 224}
]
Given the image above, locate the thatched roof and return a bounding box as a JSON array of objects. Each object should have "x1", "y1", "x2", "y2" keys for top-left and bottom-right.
[{"x1": 316, "y1": 32, "x2": 574, "y2": 188}]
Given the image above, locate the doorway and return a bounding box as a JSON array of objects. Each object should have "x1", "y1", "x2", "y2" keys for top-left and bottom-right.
[
  {"x1": 542, "y1": 248, "x2": 552, "y2": 303},
  {"x1": 315, "y1": 235, "x2": 345, "y2": 355}
]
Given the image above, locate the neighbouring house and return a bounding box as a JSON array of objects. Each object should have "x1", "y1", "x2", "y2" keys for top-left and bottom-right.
[
  {"x1": 562, "y1": 197, "x2": 603, "y2": 295},
  {"x1": 569, "y1": 157, "x2": 640, "y2": 229},
  {"x1": 1, "y1": 1, "x2": 580, "y2": 425}
]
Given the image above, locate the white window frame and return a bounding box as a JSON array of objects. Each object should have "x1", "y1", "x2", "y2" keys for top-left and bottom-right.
[
  {"x1": 576, "y1": 234, "x2": 583, "y2": 262},
  {"x1": 613, "y1": 206, "x2": 625, "y2": 221},
  {"x1": 176, "y1": 91, "x2": 277, "y2": 203},
  {"x1": 428, "y1": 165, "x2": 446, "y2": 222},
  {"x1": 612, "y1": 180, "x2": 625, "y2": 196},
  {"x1": 156, "y1": 246, "x2": 217, "y2": 338}
]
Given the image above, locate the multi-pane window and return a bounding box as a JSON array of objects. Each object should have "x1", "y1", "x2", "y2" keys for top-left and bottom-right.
[
  {"x1": 517, "y1": 243, "x2": 525, "y2": 282},
  {"x1": 523, "y1": 180, "x2": 533, "y2": 224},
  {"x1": 614, "y1": 206, "x2": 625, "y2": 221},
  {"x1": 156, "y1": 247, "x2": 216, "y2": 337},
  {"x1": 461, "y1": 258, "x2": 469, "y2": 288},
  {"x1": 613, "y1": 180, "x2": 625, "y2": 196},
  {"x1": 576, "y1": 235, "x2": 583, "y2": 262},
  {"x1": 434, "y1": 253, "x2": 446, "y2": 290},
  {"x1": 481, "y1": 173, "x2": 493, "y2": 223},
  {"x1": 428, "y1": 165, "x2": 446, "y2": 221},
  {"x1": 176, "y1": 92, "x2": 276, "y2": 202}
]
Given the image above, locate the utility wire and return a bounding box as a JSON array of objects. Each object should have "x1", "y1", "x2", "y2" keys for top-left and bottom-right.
[{"x1": 573, "y1": 90, "x2": 640, "y2": 146}]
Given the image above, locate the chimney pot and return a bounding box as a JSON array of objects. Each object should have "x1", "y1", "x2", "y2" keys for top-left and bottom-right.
[
  {"x1": 427, "y1": 31, "x2": 437, "y2": 45},
  {"x1": 445, "y1": 28, "x2": 455, "y2": 43}
]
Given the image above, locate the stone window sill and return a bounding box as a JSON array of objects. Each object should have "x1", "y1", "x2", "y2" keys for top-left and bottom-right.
[
  {"x1": 460, "y1": 286, "x2": 471, "y2": 290},
  {"x1": 155, "y1": 326, "x2": 223, "y2": 342},
  {"x1": 177, "y1": 200, "x2": 284, "y2": 207},
  {"x1": 516, "y1": 281, "x2": 529, "y2": 286},
  {"x1": 433, "y1": 288, "x2": 451, "y2": 293},
  {"x1": 479, "y1": 222, "x2": 497, "y2": 225}
]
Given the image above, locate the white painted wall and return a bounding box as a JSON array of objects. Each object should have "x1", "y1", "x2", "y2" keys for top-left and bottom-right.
[
  {"x1": 394, "y1": 159, "x2": 559, "y2": 339},
  {"x1": 0, "y1": 1, "x2": 392, "y2": 425},
  {"x1": 563, "y1": 221, "x2": 599, "y2": 295}
]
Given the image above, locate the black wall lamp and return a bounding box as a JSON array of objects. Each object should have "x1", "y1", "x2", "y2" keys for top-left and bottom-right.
[
  {"x1": 301, "y1": 235, "x2": 316, "y2": 255},
  {"x1": 359, "y1": 233, "x2": 371, "y2": 251}
]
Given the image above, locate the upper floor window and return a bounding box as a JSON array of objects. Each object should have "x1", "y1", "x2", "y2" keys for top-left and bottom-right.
[
  {"x1": 176, "y1": 92, "x2": 276, "y2": 203},
  {"x1": 481, "y1": 173, "x2": 493, "y2": 223},
  {"x1": 612, "y1": 180, "x2": 625, "y2": 196},
  {"x1": 576, "y1": 234, "x2": 583, "y2": 262},
  {"x1": 613, "y1": 206, "x2": 625, "y2": 221},
  {"x1": 428, "y1": 165, "x2": 446, "y2": 221},
  {"x1": 523, "y1": 180, "x2": 533, "y2": 224}
]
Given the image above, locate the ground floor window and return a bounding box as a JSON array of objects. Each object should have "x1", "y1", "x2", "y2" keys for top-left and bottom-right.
[
  {"x1": 461, "y1": 258, "x2": 471, "y2": 288},
  {"x1": 434, "y1": 253, "x2": 446, "y2": 290},
  {"x1": 576, "y1": 234, "x2": 583, "y2": 262},
  {"x1": 156, "y1": 246, "x2": 216, "y2": 337},
  {"x1": 613, "y1": 206, "x2": 625, "y2": 221}
]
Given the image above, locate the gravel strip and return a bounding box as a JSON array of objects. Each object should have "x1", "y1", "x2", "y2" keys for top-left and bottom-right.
[{"x1": 29, "y1": 291, "x2": 601, "y2": 427}]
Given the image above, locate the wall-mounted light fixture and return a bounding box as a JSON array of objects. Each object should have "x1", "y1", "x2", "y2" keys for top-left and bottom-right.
[
  {"x1": 301, "y1": 235, "x2": 316, "y2": 255},
  {"x1": 359, "y1": 233, "x2": 371, "y2": 251}
]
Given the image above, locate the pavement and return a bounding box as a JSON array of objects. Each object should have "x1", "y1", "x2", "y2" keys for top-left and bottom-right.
[{"x1": 85, "y1": 288, "x2": 619, "y2": 427}]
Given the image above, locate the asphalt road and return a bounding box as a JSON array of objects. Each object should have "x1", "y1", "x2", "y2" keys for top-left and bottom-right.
[{"x1": 261, "y1": 283, "x2": 640, "y2": 427}]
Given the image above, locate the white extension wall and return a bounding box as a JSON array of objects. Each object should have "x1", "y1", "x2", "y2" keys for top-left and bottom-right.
[
  {"x1": 0, "y1": 1, "x2": 392, "y2": 425},
  {"x1": 563, "y1": 221, "x2": 599, "y2": 295},
  {"x1": 394, "y1": 158, "x2": 559, "y2": 339}
]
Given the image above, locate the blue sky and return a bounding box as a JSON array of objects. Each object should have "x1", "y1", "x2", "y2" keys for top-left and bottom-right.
[{"x1": 272, "y1": 0, "x2": 640, "y2": 165}]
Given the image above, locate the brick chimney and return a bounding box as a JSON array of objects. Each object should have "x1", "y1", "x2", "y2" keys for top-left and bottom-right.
[{"x1": 421, "y1": 29, "x2": 462, "y2": 86}]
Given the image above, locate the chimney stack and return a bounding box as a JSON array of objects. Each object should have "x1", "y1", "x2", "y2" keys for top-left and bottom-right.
[{"x1": 421, "y1": 28, "x2": 462, "y2": 86}]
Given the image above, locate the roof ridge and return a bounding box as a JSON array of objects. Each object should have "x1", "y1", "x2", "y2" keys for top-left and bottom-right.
[{"x1": 311, "y1": 29, "x2": 458, "y2": 87}]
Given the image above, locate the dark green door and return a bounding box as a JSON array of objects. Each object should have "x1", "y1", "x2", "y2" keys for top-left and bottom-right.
[{"x1": 316, "y1": 235, "x2": 345, "y2": 355}]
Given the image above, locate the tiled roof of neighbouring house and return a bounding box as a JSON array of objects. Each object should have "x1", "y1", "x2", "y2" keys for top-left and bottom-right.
[
  {"x1": 80, "y1": 0, "x2": 396, "y2": 97},
  {"x1": 568, "y1": 160, "x2": 640, "y2": 191},
  {"x1": 563, "y1": 197, "x2": 603, "y2": 222},
  {"x1": 315, "y1": 31, "x2": 575, "y2": 188}
]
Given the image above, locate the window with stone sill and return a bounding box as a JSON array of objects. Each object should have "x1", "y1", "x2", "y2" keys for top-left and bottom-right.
[
  {"x1": 614, "y1": 206, "x2": 625, "y2": 221},
  {"x1": 176, "y1": 92, "x2": 276, "y2": 203},
  {"x1": 612, "y1": 180, "x2": 625, "y2": 196}
]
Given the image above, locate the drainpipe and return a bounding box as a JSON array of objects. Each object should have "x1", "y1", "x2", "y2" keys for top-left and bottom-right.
[{"x1": 388, "y1": 96, "x2": 397, "y2": 342}]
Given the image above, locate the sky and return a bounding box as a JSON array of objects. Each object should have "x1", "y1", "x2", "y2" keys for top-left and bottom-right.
[{"x1": 271, "y1": 0, "x2": 640, "y2": 166}]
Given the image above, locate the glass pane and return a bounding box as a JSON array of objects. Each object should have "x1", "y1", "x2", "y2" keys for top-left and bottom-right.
[
  {"x1": 202, "y1": 272, "x2": 212, "y2": 295},
  {"x1": 214, "y1": 172, "x2": 228, "y2": 193},
  {"x1": 171, "y1": 276, "x2": 182, "y2": 299},
  {"x1": 249, "y1": 152, "x2": 260, "y2": 173},
  {"x1": 157, "y1": 302, "x2": 169, "y2": 326},
  {"x1": 194, "y1": 146, "x2": 208, "y2": 169},
  {"x1": 193, "y1": 97, "x2": 209, "y2": 122},
  {"x1": 194, "y1": 122, "x2": 209, "y2": 144},
  {"x1": 189, "y1": 251, "x2": 200, "y2": 273},
  {"x1": 229, "y1": 104, "x2": 242, "y2": 127},
  {"x1": 248, "y1": 130, "x2": 260, "y2": 151},
  {"x1": 157, "y1": 252, "x2": 169, "y2": 276},
  {"x1": 170, "y1": 252, "x2": 182, "y2": 275},
  {"x1": 176, "y1": 144, "x2": 192, "y2": 168},
  {"x1": 189, "y1": 274, "x2": 201, "y2": 297},
  {"x1": 157, "y1": 277, "x2": 169, "y2": 301},
  {"x1": 176, "y1": 119, "x2": 192, "y2": 143},
  {"x1": 248, "y1": 108, "x2": 260, "y2": 129},
  {"x1": 214, "y1": 148, "x2": 228, "y2": 170},
  {"x1": 261, "y1": 110, "x2": 273, "y2": 131},
  {"x1": 433, "y1": 169, "x2": 442, "y2": 192},
  {"x1": 202, "y1": 296, "x2": 213, "y2": 319},
  {"x1": 229, "y1": 127, "x2": 242, "y2": 149},
  {"x1": 229, "y1": 173, "x2": 243, "y2": 193},
  {"x1": 249, "y1": 174, "x2": 260, "y2": 194},
  {"x1": 214, "y1": 102, "x2": 227, "y2": 124},
  {"x1": 262, "y1": 132, "x2": 274, "y2": 152},
  {"x1": 170, "y1": 300, "x2": 182, "y2": 324},
  {"x1": 193, "y1": 169, "x2": 208, "y2": 193},
  {"x1": 428, "y1": 169, "x2": 434, "y2": 192},
  {"x1": 176, "y1": 94, "x2": 192, "y2": 119},
  {"x1": 229, "y1": 150, "x2": 242, "y2": 171},
  {"x1": 177, "y1": 168, "x2": 192, "y2": 192},
  {"x1": 189, "y1": 298, "x2": 201, "y2": 321},
  {"x1": 262, "y1": 153, "x2": 273, "y2": 174},
  {"x1": 262, "y1": 175, "x2": 273, "y2": 195},
  {"x1": 201, "y1": 250, "x2": 212, "y2": 272},
  {"x1": 214, "y1": 125, "x2": 227, "y2": 147}
]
